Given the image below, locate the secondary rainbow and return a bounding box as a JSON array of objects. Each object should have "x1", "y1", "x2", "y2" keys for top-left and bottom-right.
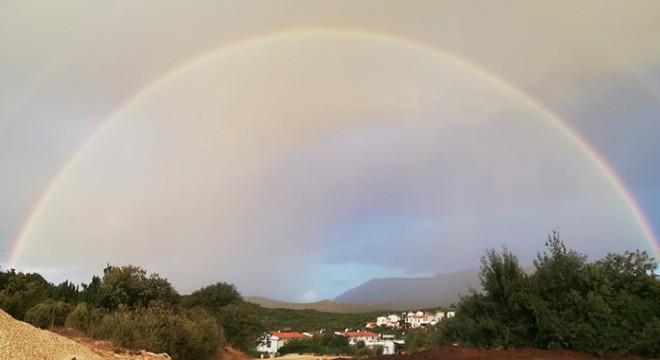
[{"x1": 8, "y1": 27, "x2": 660, "y2": 268}]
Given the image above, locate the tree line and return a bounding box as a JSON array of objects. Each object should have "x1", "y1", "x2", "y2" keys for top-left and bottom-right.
[
  {"x1": 0, "y1": 264, "x2": 266, "y2": 360},
  {"x1": 261, "y1": 308, "x2": 383, "y2": 333},
  {"x1": 277, "y1": 333, "x2": 384, "y2": 357},
  {"x1": 3, "y1": 233, "x2": 658, "y2": 358},
  {"x1": 405, "y1": 232, "x2": 660, "y2": 357}
]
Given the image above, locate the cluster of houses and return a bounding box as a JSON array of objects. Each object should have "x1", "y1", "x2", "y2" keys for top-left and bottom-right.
[
  {"x1": 256, "y1": 330, "x2": 404, "y2": 356},
  {"x1": 257, "y1": 310, "x2": 456, "y2": 356},
  {"x1": 366, "y1": 310, "x2": 456, "y2": 329}
]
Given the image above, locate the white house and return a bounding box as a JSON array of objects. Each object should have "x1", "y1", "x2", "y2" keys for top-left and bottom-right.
[
  {"x1": 429, "y1": 311, "x2": 445, "y2": 326},
  {"x1": 335, "y1": 331, "x2": 380, "y2": 345},
  {"x1": 256, "y1": 331, "x2": 307, "y2": 354},
  {"x1": 364, "y1": 340, "x2": 395, "y2": 355},
  {"x1": 375, "y1": 314, "x2": 401, "y2": 328},
  {"x1": 405, "y1": 311, "x2": 435, "y2": 328},
  {"x1": 376, "y1": 316, "x2": 388, "y2": 326},
  {"x1": 387, "y1": 314, "x2": 401, "y2": 327}
]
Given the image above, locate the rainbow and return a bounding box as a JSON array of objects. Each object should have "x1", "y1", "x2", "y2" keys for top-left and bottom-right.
[{"x1": 8, "y1": 27, "x2": 660, "y2": 268}]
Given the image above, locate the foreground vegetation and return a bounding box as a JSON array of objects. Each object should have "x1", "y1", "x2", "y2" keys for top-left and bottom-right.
[
  {"x1": 2, "y1": 232, "x2": 658, "y2": 358},
  {"x1": 406, "y1": 232, "x2": 660, "y2": 357},
  {"x1": 0, "y1": 265, "x2": 266, "y2": 360}
]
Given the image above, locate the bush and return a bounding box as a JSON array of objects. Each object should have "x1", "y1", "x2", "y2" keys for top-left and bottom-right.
[
  {"x1": 98, "y1": 309, "x2": 136, "y2": 348},
  {"x1": 97, "y1": 304, "x2": 223, "y2": 360},
  {"x1": 406, "y1": 322, "x2": 447, "y2": 351},
  {"x1": 24, "y1": 300, "x2": 74, "y2": 329},
  {"x1": 631, "y1": 316, "x2": 660, "y2": 357},
  {"x1": 66, "y1": 302, "x2": 91, "y2": 332},
  {"x1": 278, "y1": 338, "x2": 316, "y2": 355}
]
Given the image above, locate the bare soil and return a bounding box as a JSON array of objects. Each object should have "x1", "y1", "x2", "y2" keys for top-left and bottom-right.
[{"x1": 365, "y1": 346, "x2": 658, "y2": 360}]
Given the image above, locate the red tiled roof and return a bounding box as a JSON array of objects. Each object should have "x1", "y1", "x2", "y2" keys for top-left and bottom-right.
[{"x1": 271, "y1": 331, "x2": 306, "y2": 339}]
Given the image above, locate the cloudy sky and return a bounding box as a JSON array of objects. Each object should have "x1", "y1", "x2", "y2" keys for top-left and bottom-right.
[{"x1": 1, "y1": 1, "x2": 659, "y2": 302}]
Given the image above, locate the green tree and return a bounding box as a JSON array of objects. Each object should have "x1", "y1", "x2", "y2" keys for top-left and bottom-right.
[
  {"x1": 439, "y1": 232, "x2": 660, "y2": 357},
  {"x1": 217, "y1": 302, "x2": 267, "y2": 352},
  {"x1": 442, "y1": 247, "x2": 532, "y2": 348},
  {"x1": 183, "y1": 282, "x2": 243, "y2": 313},
  {"x1": 100, "y1": 265, "x2": 178, "y2": 309},
  {"x1": 51, "y1": 280, "x2": 79, "y2": 303},
  {"x1": 24, "y1": 300, "x2": 74, "y2": 328},
  {"x1": 529, "y1": 232, "x2": 590, "y2": 350},
  {"x1": 0, "y1": 269, "x2": 53, "y2": 319},
  {"x1": 66, "y1": 302, "x2": 92, "y2": 332},
  {"x1": 80, "y1": 275, "x2": 103, "y2": 307}
]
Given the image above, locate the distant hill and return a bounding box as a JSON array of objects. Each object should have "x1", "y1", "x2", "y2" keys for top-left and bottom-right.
[
  {"x1": 247, "y1": 269, "x2": 483, "y2": 313},
  {"x1": 244, "y1": 296, "x2": 393, "y2": 313},
  {"x1": 333, "y1": 269, "x2": 482, "y2": 308}
]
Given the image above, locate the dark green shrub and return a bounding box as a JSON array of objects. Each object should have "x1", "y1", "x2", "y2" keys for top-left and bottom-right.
[
  {"x1": 24, "y1": 300, "x2": 73, "y2": 328},
  {"x1": 65, "y1": 302, "x2": 91, "y2": 332},
  {"x1": 98, "y1": 309, "x2": 137, "y2": 348},
  {"x1": 97, "y1": 304, "x2": 223, "y2": 360}
]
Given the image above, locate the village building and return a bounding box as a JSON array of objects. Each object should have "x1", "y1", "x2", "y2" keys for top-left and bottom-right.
[
  {"x1": 368, "y1": 309, "x2": 455, "y2": 329},
  {"x1": 405, "y1": 311, "x2": 435, "y2": 328},
  {"x1": 334, "y1": 330, "x2": 380, "y2": 345},
  {"x1": 375, "y1": 314, "x2": 401, "y2": 328},
  {"x1": 256, "y1": 331, "x2": 307, "y2": 354}
]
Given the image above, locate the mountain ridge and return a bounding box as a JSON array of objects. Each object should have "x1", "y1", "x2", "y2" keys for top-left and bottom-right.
[
  {"x1": 247, "y1": 269, "x2": 482, "y2": 312},
  {"x1": 244, "y1": 296, "x2": 396, "y2": 313},
  {"x1": 333, "y1": 269, "x2": 481, "y2": 307}
]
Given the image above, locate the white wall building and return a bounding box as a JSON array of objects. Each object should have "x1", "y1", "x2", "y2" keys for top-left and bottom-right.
[
  {"x1": 256, "y1": 331, "x2": 307, "y2": 354},
  {"x1": 335, "y1": 331, "x2": 380, "y2": 345},
  {"x1": 375, "y1": 314, "x2": 401, "y2": 328},
  {"x1": 405, "y1": 311, "x2": 434, "y2": 328}
]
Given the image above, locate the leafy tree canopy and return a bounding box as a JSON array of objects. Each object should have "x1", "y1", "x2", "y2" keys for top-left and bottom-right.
[
  {"x1": 182, "y1": 282, "x2": 243, "y2": 313},
  {"x1": 100, "y1": 265, "x2": 179, "y2": 310},
  {"x1": 433, "y1": 232, "x2": 660, "y2": 357}
]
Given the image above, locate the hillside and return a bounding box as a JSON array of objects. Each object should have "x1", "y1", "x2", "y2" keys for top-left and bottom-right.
[
  {"x1": 245, "y1": 297, "x2": 396, "y2": 313},
  {"x1": 247, "y1": 269, "x2": 481, "y2": 312},
  {"x1": 334, "y1": 269, "x2": 481, "y2": 307}
]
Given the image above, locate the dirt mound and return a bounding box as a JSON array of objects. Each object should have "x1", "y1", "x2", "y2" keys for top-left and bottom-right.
[
  {"x1": 365, "y1": 345, "x2": 653, "y2": 360},
  {"x1": 0, "y1": 309, "x2": 170, "y2": 360},
  {"x1": 0, "y1": 309, "x2": 105, "y2": 360},
  {"x1": 223, "y1": 347, "x2": 254, "y2": 360}
]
